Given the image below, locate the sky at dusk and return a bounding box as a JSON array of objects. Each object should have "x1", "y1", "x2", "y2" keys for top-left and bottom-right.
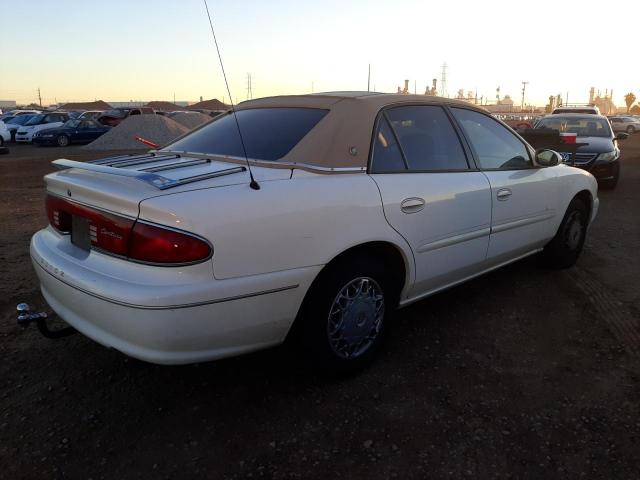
[{"x1": 1, "y1": 0, "x2": 639, "y2": 107}]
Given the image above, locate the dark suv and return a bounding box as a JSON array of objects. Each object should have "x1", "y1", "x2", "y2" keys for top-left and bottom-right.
[{"x1": 533, "y1": 113, "x2": 627, "y2": 188}]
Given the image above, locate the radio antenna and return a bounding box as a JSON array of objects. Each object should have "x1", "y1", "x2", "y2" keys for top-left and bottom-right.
[{"x1": 203, "y1": 0, "x2": 260, "y2": 190}]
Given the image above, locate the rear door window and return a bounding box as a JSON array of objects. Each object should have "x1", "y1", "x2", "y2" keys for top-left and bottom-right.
[
  {"x1": 385, "y1": 105, "x2": 469, "y2": 171},
  {"x1": 165, "y1": 108, "x2": 328, "y2": 161}
]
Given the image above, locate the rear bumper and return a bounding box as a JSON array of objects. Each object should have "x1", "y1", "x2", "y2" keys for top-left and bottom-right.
[{"x1": 31, "y1": 228, "x2": 319, "y2": 364}]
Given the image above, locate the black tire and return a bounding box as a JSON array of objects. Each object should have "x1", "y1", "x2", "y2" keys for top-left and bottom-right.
[
  {"x1": 626, "y1": 126, "x2": 635, "y2": 134},
  {"x1": 0, "y1": 136, "x2": 3, "y2": 146},
  {"x1": 599, "y1": 175, "x2": 619, "y2": 190},
  {"x1": 0, "y1": 146, "x2": 8, "y2": 155},
  {"x1": 542, "y1": 197, "x2": 589, "y2": 269},
  {"x1": 10, "y1": 130, "x2": 16, "y2": 142},
  {"x1": 295, "y1": 254, "x2": 398, "y2": 374},
  {"x1": 599, "y1": 163, "x2": 620, "y2": 190},
  {"x1": 56, "y1": 135, "x2": 70, "y2": 147}
]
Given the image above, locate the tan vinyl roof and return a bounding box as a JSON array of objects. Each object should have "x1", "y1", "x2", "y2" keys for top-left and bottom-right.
[{"x1": 234, "y1": 93, "x2": 488, "y2": 170}]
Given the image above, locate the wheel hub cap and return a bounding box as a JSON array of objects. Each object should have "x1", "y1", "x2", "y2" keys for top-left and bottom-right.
[
  {"x1": 566, "y1": 213, "x2": 583, "y2": 250},
  {"x1": 327, "y1": 277, "x2": 384, "y2": 359}
]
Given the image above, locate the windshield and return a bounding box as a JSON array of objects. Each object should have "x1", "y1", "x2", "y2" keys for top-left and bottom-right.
[
  {"x1": 536, "y1": 116, "x2": 612, "y2": 138},
  {"x1": 25, "y1": 114, "x2": 46, "y2": 126},
  {"x1": 7, "y1": 115, "x2": 33, "y2": 126},
  {"x1": 163, "y1": 108, "x2": 328, "y2": 161},
  {"x1": 64, "y1": 119, "x2": 81, "y2": 128}
]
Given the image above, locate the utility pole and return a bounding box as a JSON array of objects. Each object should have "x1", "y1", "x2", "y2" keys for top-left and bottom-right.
[
  {"x1": 37, "y1": 87, "x2": 42, "y2": 107},
  {"x1": 246, "y1": 73, "x2": 253, "y2": 100},
  {"x1": 521, "y1": 81, "x2": 528, "y2": 111},
  {"x1": 367, "y1": 64, "x2": 371, "y2": 92},
  {"x1": 311, "y1": 81, "x2": 314, "y2": 93},
  {"x1": 440, "y1": 62, "x2": 448, "y2": 98}
]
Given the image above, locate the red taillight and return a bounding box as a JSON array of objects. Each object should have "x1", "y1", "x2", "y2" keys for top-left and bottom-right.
[
  {"x1": 46, "y1": 195, "x2": 72, "y2": 232},
  {"x1": 129, "y1": 222, "x2": 211, "y2": 264},
  {"x1": 45, "y1": 194, "x2": 211, "y2": 265}
]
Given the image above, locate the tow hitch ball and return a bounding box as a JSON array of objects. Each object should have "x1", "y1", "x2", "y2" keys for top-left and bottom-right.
[{"x1": 16, "y1": 303, "x2": 76, "y2": 339}]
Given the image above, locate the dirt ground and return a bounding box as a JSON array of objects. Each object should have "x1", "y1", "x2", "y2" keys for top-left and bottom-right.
[{"x1": 1, "y1": 141, "x2": 639, "y2": 479}]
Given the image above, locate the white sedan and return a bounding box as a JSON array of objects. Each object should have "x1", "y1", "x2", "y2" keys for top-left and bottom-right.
[
  {"x1": 0, "y1": 120, "x2": 10, "y2": 146},
  {"x1": 15, "y1": 112, "x2": 68, "y2": 143},
  {"x1": 28, "y1": 93, "x2": 598, "y2": 372}
]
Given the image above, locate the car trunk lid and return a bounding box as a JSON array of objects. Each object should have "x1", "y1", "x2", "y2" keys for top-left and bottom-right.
[{"x1": 45, "y1": 152, "x2": 291, "y2": 218}]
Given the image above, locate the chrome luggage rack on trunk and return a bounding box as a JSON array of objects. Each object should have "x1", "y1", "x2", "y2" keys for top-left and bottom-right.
[{"x1": 52, "y1": 152, "x2": 246, "y2": 190}]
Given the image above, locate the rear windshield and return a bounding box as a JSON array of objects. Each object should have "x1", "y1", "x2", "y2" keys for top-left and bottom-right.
[
  {"x1": 102, "y1": 109, "x2": 129, "y2": 118},
  {"x1": 536, "y1": 116, "x2": 612, "y2": 138},
  {"x1": 163, "y1": 108, "x2": 328, "y2": 161},
  {"x1": 553, "y1": 108, "x2": 596, "y2": 114}
]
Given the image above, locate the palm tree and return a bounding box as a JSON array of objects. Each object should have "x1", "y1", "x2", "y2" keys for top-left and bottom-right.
[{"x1": 624, "y1": 92, "x2": 636, "y2": 112}]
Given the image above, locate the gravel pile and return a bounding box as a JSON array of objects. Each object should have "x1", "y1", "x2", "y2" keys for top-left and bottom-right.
[
  {"x1": 85, "y1": 115, "x2": 189, "y2": 150},
  {"x1": 171, "y1": 112, "x2": 212, "y2": 130}
]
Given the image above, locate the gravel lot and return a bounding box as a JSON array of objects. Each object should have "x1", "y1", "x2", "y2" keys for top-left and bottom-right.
[{"x1": 1, "y1": 141, "x2": 639, "y2": 479}]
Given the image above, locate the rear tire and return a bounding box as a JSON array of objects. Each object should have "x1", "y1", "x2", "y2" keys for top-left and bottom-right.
[
  {"x1": 542, "y1": 197, "x2": 589, "y2": 269},
  {"x1": 57, "y1": 135, "x2": 70, "y2": 147},
  {"x1": 295, "y1": 254, "x2": 397, "y2": 374}
]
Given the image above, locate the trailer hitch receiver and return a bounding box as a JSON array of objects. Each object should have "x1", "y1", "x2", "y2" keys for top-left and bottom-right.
[{"x1": 17, "y1": 303, "x2": 77, "y2": 339}]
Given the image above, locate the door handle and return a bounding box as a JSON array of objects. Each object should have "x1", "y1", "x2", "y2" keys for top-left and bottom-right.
[
  {"x1": 496, "y1": 188, "x2": 512, "y2": 201},
  {"x1": 400, "y1": 197, "x2": 426, "y2": 213}
]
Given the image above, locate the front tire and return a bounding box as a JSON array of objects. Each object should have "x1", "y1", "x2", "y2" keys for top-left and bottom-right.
[
  {"x1": 543, "y1": 197, "x2": 589, "y2": 269},
  {"x1": 296, "y1": 254, "x2": 396, "y2": 373},
  {"x1": 599, "y1": 163, "x2": 620, "y2": 190},
  {"x1": 56, "y1": 135, "x2": 70, "y2": 147}
]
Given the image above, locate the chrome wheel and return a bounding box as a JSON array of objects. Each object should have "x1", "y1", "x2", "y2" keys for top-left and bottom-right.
[
  {"x1": 564, "y1": 211, "x2": 583, "y2": 250},
  {"x1": 57, "y1": 135, "x2": 69, "y2": 147},
  {"x1": 327, "y1": 277, "x2": 385, "y2": 359}
]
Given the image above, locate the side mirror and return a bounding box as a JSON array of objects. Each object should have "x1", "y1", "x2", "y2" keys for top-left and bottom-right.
[
  {"x1": 615, "y1": 132, "x2": 629, "y2": 141},
  {"x1": 535, "y1": 149, "x2": 561, "y2": 167}
]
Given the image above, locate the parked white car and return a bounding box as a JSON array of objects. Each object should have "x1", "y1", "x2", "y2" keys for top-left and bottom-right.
[
  {"x1": 15, "y1": 112, "x2": 69, "y2": 143},
  {"x1": 28, "y1": 93, "x2": 598, "y2": 372},
  {"x1": 609, "y1": 116, "x2": 640, "y2": 134},
  {"x1": 5, "y1": 109, "x2": 42, "y2": 117},
  {"x1": 0, "y1": 120, "x2": 10, "y2": 145}
]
